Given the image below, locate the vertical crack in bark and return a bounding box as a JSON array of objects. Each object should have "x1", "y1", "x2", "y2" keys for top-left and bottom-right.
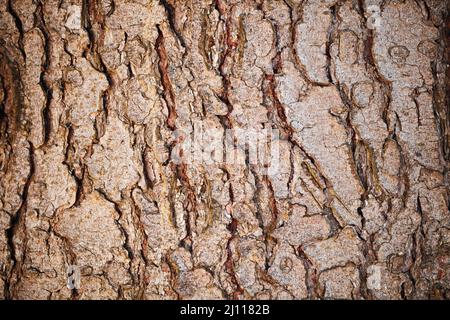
[
  {"x1": 215, "y1": 0, "x2": 235, "y2": 130},
  {"x1": 361, "y1": 11, "x2": 393, "y2": 132},
  {"x1": 0, "y1": 53, "x2": 24, "y2": 140},
  {"x1": 224, "y1": 217, "x2": 244, "y2": 299},
  {"x1": 82, "y1": 0, "x2": 115, "y2": 135},
  {"x1": 174, "y1": 162, "x2": 197, "y2": 248},
  {"x1": 130, "y1": 187, "x2": 152, "y2": 298},
  {"x1": 159, "y1": 0, "x2": 186, "y2": 49},
  {"x1": 51, "y1": 227, "x2": 80, "y2": 300},
  {"x1": 431, "y1": 8, "x2": 449, "y2": 162},
  {"x1": 325, "y1": 4, "x2": 337, "y2": 84},
  {"x1": 63, "y1": 124, "x2": 86, "y2": 208},
  {"x1": 95, "y1": 189, "x2": 136, "y2": 286},
  {"x1": 297, "y1": 245, "x2": 318, "y2": 299},
  {"x1": 35, "y1": 1, "x2": 53, "y2": 145},
  {"x1": 6, "y1": 0, "x2": 26, "y2": 61},
  {"x1": 156, "y1": 26, "x2": 177, "y2": 131},
  {"x1": 5, "y1": 141, "x2": 35, "y2": 299}
]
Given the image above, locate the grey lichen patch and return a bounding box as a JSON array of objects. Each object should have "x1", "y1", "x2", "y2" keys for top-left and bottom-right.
[
  {"x1": 302, "y1": 227, "x2": 364, "y2": 272},
  {"x1": 53, "y1": 191, "x2": 132, "y2": 298},
  {"x1": 87, "y1": 114, "x2": 141, "y2": 202}
]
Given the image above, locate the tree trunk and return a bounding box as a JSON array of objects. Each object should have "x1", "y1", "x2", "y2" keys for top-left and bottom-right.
[{"x1": 0, "y1": 0, "x2": 449, "y2": 300}]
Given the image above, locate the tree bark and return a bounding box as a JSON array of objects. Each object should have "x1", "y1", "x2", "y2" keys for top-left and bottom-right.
[{"x1": 0, "y1": 0, "x2": 449, "y2": 299}]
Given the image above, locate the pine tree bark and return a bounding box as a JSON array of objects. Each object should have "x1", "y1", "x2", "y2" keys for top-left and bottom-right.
[{"x1": 0, "y1": 0, "x2": 449, "y2": 299}]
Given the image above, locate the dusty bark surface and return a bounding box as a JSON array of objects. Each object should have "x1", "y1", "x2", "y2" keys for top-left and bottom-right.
[{"x1": 0, "y1": 0, "x2": 449, "y2": 299}]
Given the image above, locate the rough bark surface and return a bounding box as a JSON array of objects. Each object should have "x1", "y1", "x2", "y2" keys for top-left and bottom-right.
[{"x1": 0, "y1": 0, "x2": 449, "y2": 300}]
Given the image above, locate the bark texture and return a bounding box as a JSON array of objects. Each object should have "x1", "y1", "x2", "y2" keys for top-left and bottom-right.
[{"x1": 0, "y1": 0, "x2": 449, "y2": 300}]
